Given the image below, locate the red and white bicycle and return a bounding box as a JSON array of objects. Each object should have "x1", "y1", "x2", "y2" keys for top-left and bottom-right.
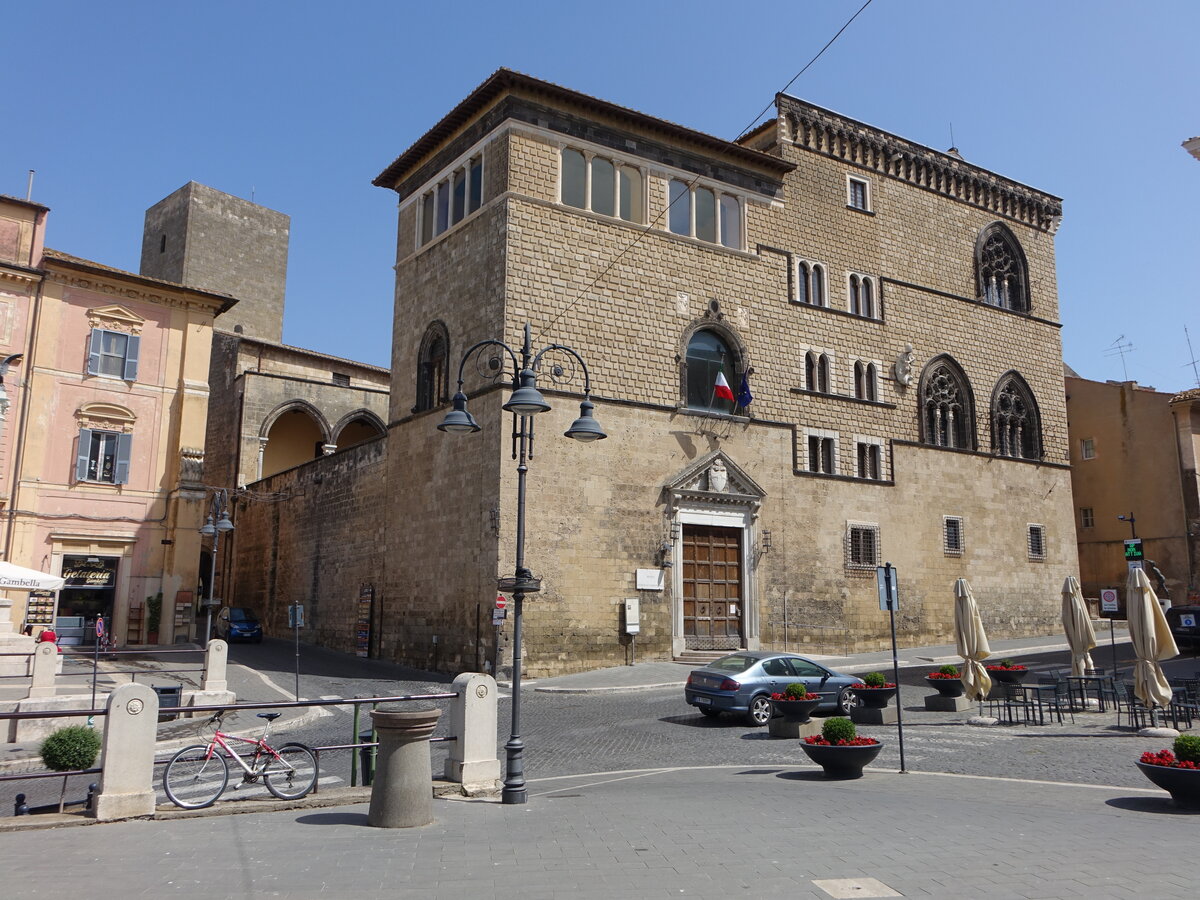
[{"x1": 162, "y1": 710, "x2": 317, "y2": 809}]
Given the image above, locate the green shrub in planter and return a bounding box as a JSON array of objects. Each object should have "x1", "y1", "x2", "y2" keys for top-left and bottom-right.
[
  {"x1": 40, "y1": 725, "x2": 101, "y2": 813},
  {"x1": 41, "y1": 725, "x2": 101, "y2": 772},
  {"x1": 783, "y1": 683, "x2": 811, "y2": 700},
  {"x1": 862, "y1": 671, "x2": 887, "y2": 688},
  {"x1": 938, "y1": 664, "x2": 960, "y2": 677},
  {"x1": 821, "y1": 717, "x2": 857, "y2": 743},
  {"x1": 1174, "y1": 734, "x2": 1200, "y2": 764}
]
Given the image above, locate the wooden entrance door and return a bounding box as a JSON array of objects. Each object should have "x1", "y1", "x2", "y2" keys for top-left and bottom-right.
[{"x1": 682, "y1": 524, "x2": 743, "y2": 650}]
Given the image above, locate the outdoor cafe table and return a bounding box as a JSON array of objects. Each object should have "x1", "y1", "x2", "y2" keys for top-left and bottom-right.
[
  {"x1": 1004, "y1": 682, "x2": 1057, "y2": 726},
  {"x1": 1066, "y1": 673, "x2": 1109, "y2": 712}
]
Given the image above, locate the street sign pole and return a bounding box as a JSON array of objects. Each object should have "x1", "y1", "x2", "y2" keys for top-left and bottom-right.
[{"x1": 877, "y1": 562, "x2": 906, "y2": 773}]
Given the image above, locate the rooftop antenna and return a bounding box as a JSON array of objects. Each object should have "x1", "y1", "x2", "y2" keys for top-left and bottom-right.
[
  {"x1": 1104, "y1": 335, "x2": 1134, "y2": 382},
  {"x1": 949, "y1": 121, "x2": 955, "y2": 148},
  {"x1": 25, "y1": 170, "x2": 34, "y2": 201},
  {"x1": 1185, "y1": 325, "x2": 1200, "y2": 388},
  {"x1": 251, "y1": 186, "x2": 256, "y2": 203}
]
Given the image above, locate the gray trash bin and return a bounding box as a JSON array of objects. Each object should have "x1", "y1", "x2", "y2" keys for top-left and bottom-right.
[{"x1": 151, "y1": 685, "x2": 182, "y2": 721}]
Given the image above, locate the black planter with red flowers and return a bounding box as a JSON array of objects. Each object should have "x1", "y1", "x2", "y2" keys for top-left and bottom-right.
[
  {"x1": 1138, "y1": 739, "x2": 1200, "y2": 808},
  {"x1": 799, "y1": 717, "x2": 882, "y2": 779},
  {"x1": 925, "y1": 676, "x2": 965, "y2": 698},
  {"x1": 770, "y1": 696, "x2": 821, "y2": 724},
  {"x1": 985, "y1": 660, "x2": 1028, "y2": 685}
]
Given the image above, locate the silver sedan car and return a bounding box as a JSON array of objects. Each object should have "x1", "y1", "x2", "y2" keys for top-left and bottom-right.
[{"x1": 684, "y1": 651, "x2": 862, "y2": 725}]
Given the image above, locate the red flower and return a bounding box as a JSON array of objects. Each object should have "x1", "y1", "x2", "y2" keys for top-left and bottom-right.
[
  {"x1": 803, "y1": 736, "x2": 879, "y2": 746},
  {"x1": 771, "y1": 691, "x2": 816, "y2": 701},
  {"x1": 1141, "y1": 749, "x2": 1200, "y2": 769},
  {"x1": 985, "y1": 664, "x2": 1027, "y2": 671},
  {"x1": 928, "y1": 672, "x2": 960, "y2": 680},
  {"x1": 853, "y1": 681, "x2": 897, "y2": 689}
]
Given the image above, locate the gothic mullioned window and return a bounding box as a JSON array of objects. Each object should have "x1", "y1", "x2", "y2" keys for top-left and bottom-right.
[
  {"x1": 415, "y1": 322, "x2": 450, "y2": 413},
  {"x1": 991, "y1": 373, "x2": 1041, "y2": 460},
  {"x1": 920, "y1": 357, "x2": 975, "y2": 450},
  {"x1": 975, "y1": 223, "x2": 1029, "y2": 312},
  {"x1": 797, "y1": 261, "x2": 826, "y2": 306}
]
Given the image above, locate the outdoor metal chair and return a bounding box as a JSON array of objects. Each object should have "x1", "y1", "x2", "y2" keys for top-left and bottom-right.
[
  {"x1": 1001, "y1": 681, "x2": 1034, "y2": 725},
  {"x1": 1122, "y1": 684, "x2": 1152, "y2": 730},
  {"x1": 1098, "y1": 676, "x2": 1122, "y2": 723},
  {"x1": 1037, "y1": 677, "x2": 1074, "y2": 725}
]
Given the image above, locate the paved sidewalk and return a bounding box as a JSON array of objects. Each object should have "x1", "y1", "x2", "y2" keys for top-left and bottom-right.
[
  {"x1": 0, "y1": 763, "x2": 1189, "y2": 899},
  {"x1": 520, "y1": 627, "x2": 1132, "y2": 694}
]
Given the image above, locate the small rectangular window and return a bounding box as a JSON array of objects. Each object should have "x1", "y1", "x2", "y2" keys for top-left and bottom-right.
[
  {"x1": 1080, "y1": 438, "x2": 1095, "y2": 460},
  {"x1": 848, "y1": 177, "x2": 869, "y2": 211},
  {"x1": 807, "y1": 434, "x2": 835, "y2": 474},
  {"x1": 1080, "y1": 508, "x2": 1095, "y2": 529},
  {"x1": 76, "y1": 429, "x2": 132, "y2": 484},
  {"x1": 1028, "y1": 524, "x2": 1046, "y2": 561},
  {"x1": 944, "y1": 516, "x2": 964, "y2": 555},
  {"x1": 332, "y1": 372, "x2": 351, "y2": 387},
  {"x1": 856, "y1": 442, "x2": 881, "y2": 480},
  {"x1": 847, "y1": 524, "x2": 880, "y2": 569}
]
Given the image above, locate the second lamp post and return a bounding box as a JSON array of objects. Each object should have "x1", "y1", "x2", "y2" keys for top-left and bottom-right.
[
  {"x1": 200, "y1": 489, "x2": 234, "y2": 647},
  {"x1": 438, "y1": 323, "x2": 605, "y2": 804}
]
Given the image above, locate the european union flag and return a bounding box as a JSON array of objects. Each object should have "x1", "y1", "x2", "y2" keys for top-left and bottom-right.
[{"x1": 736, "y1": 373, "x2": 753, "y2": 408}]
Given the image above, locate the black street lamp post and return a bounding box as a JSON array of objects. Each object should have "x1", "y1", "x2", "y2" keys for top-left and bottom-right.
[
  {"x1": 1118, "y1": 513, "x2": 1137, "y2": 539},
  {"x1": 438, "y1": 323, "x2": 605, "y2": 804},
  {"x1": 200, "y1": 489, "x2": 234, "y2": 647}
]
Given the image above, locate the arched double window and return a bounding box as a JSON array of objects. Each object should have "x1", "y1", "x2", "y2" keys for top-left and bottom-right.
[
  {"x1": 415, "y1": 321, "x2": 450, "y2": 413},
  {"x1": 797, "y1": 260, "x2": 826, "y2": 306},
  {"x1": 683, "y1": 328, "x2": 740, "y2": 414},
  {"x1": 805, "y1": 351, "x2": 831, "y2": 393},
  {"x1": 991, "y1": 372, "x2": 1041, "y2": 459},
  {"x1": 919, "y1": 356, "x2": 976, "y2": 450},
  {"x1": 975, "y1": 223, "x2": 1029, "y2": 312},
  {"x1": 849, "y1": 274, "x2": 875, "y2": 318},
  {"x1": 854, "y1": 360, "x2": 877, "y2": 401}
]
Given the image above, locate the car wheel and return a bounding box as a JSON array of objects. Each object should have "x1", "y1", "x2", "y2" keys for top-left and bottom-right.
[
  {"x1": 836, "y1": 687, "x2": 861, "y2": 715},
  {"x1": 699, "y1": 707, "x2": 721, "y2": 719},
  {"x1": 745, "y1": 694, "x2": 772, "y2": 726}
]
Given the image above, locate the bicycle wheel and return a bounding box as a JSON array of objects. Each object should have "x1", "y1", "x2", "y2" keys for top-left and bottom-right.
[
  {"x1": 163, "y1": 745, "x2": 229, "y2": 809},
  {"x1": 263, "y1": 742, "x2": 318, "y2": 800}
]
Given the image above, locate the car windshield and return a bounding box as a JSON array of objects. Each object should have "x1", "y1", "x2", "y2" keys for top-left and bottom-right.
[
  {"x1": 707, "y1": 655, "x2": 756, "y2": 674},
  {"x1": 229, "y1": 609, "x2": 258, "y2": 623}
]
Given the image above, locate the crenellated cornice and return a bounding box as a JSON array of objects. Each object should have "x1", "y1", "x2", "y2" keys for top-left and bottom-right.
[{"x1": 778, "y1": 95, "x2": 1063, "y2": 233}]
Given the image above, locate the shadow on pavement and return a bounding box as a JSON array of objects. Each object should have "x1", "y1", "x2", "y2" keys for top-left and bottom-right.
[
  {"x1": 774, "y1": 770, "x2": 828, "y2": 782},
  {"x1": 295, "y1": 811, "x2": 371, "y2": 827},
  {"x1": 1105, "y1": 796, "x2": 1200, "y2": 815}
]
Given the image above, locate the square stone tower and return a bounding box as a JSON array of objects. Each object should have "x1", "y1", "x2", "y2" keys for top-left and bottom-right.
[{"x1": 139, "y1": 182, "x2": 288, "y2": 342}]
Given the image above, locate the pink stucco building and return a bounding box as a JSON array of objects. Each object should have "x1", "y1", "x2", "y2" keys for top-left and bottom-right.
[{"x1": 0, "y1": 194, "x2": 233, "y2": 645}]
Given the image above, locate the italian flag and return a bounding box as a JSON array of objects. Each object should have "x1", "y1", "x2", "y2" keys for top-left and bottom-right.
[{"x1": 714, "y1": 371, "x2": 735, "y2": 402}]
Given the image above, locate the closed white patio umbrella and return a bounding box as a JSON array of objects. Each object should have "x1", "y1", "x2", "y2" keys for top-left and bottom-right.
[
  {"x1": 1061, "y1": 576, "x2": 1096, "y2": 677},
  {"x1": 1126, "y1": 566, "x2": 1177, "y2": 712},
  {"x1": 954, "y1": 578, "x2": 992, "y2": 703}
]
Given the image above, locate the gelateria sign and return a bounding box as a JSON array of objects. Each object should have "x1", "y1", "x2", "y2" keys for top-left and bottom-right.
[{"x1": 62, "y1": 559, "x2": 117, "y2": 587}]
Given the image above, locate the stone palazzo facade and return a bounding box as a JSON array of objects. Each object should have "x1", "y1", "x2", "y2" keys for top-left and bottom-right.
[{"x1": 234, "y1": 70, "x2": 1077, "y2": 676}]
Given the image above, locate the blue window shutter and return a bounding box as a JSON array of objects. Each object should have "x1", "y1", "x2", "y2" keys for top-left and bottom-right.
[
  {"x1": 87, "y1": 330, "x2": 102, "y2": 375},
  {"x1": 114, "y1": 433, "x2": 133, "y2": 485},
  {"x1": 76, "y1": 429, "x2": 93, "y2": 481},
  {"x1": 123, "y1": 335, "x2": 140, "y2": 381}
]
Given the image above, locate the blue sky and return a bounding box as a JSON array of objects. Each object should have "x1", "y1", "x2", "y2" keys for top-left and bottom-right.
[{"x1": 5, "y1": 1, "x2": 1198, "y2": 389}]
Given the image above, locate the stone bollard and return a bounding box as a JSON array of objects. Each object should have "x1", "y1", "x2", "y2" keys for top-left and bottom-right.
[
  {"x1": 92, "y1": 683, "x2": 159, "y2": 821},
  {"x1": 26, "y1": 643, "x2": 58, "y2": 699},
  {"x1": 202, "y1": 639, "x2": 228, "y2": 692},
  {"x1": 444, "y1": 673, "x2": 500, "y2": 790},
  {"x1": 367, "y1": 706, "x2": 441, "y2": 828}
]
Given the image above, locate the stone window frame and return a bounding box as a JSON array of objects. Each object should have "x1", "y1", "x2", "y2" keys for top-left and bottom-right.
[
  {"x1": 918, "y1": 354, "x2": 977, "y2": 451},
  {"x1": 795, "y1": 259, "x2": 828, "y2": 307},
  {"x1": 851, "y1": 358, "x2": 880, "y2": 401},
  {"x1": 847, "y1": 272, "x2": 878, "y2": 319},
  {"x1": 665, "y1": 177, "x2": 745, "y2": 250},
  {"x1": 802, "y1": 346, "x2": 835, "y2": 394},
  {"x1": 943, "y1": 515, "x2": 965, "y2": 556},
  {"x1": 1027, "y1": 523, "x2": 1047, "y2": 561},
  {"x1": 990, "y1": 370, "x2": 1042, "y2": 460},
  {"x1": 417, "y1": 153, "x2": 484, "y2": 247},
  {"x1": 414, "y1": 320, "x2": 451, "y2": 414},
  {"x1": 559, "y1": 146, "x2": 646, "y2": 225},
  {"x1": 853, "y1": 434, "x2": 884, "y2": 481},
  {"x1": 804, "y1": 427, "x2": 839, "y2": 475},
  {"x1": 846, "y1": 174, "x2": 872, "y2": 213},
  {"x1": 974, "y1": 222, "x2": 1030, "y2": 313},
  {"x1": 846, "y1": 521, "x2": 881, "y2": 570},
  {"x1": 676, "y1": 319, "x2": 749, "y2": 418}
]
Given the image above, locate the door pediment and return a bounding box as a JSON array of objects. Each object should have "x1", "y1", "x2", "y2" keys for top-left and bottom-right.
[{"x1": 663, "y1": 449, "x2": 765, "y2": 513}]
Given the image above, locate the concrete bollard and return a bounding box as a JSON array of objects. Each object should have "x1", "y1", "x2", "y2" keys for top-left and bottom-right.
[
  {"x1": 202, "y1": 639, "x2": 228, "y2": 692},
  {"x1": 444, "y1": 672, "x2": 500, "y2": 790},
  {"x1": 92, "y1": 683, "x2": 159, "y2": 821},
  {"x1": 26, "y1": 643, "x2": 58, "y2": 699},
  {"x1": 367, "y1": 706, "x2": 441, "y2": 828}
]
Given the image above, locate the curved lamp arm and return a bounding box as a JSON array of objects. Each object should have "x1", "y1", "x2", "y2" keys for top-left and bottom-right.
[{"x1": 532, "y1": 343, "x2": 596, "y2": 397}]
